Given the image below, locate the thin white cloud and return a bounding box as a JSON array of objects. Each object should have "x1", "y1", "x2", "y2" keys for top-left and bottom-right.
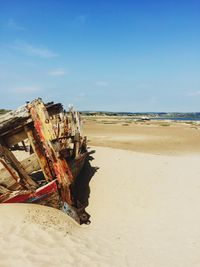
[
  {"x1": 95, "y1": 81, "x2": 109, "y2": 87},
  {"x1": 11, "y1": 40, "x2": 58, "y2": 58},
  {"x1": 188, "y1": 91, "x2": 200, "y2": 96},
  {"x1": 75, "y1": 15, "x2": 86, "y2": 24},
  {"x1": 12, "y1": 86, "x2": 41, "y2": 94},
  {"x1": 47, "y1": 68, "x2": 68, "y2": 76},
  {"x1": 7, "y1": 18, "x2": 26, "y2": 31}
]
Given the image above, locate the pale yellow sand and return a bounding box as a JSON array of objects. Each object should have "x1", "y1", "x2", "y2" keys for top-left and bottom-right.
[
  {"x1": 0, "y1": 147, "x2": 200, "y2": 267},
  {"x1": 84, "y1": 118, "x2": 200, "y2": 154}
]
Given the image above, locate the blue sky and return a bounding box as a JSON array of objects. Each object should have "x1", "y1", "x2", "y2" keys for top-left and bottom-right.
[{"x1": 0, "y1": 0, "x2": 200, "y2": 111}]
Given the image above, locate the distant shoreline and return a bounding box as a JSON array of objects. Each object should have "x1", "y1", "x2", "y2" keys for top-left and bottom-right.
[
  {"x1": 151, "y1": 117, "x2": 200, "y2": 121},
  {"x1": 1, "y1": 109, "x2": 200, "y2": 121},
  {"x1": 80, "y1": 111, "x2": 200, "y2": 121}
]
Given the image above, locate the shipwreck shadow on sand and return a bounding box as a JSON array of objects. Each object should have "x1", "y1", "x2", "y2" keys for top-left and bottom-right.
[{"x1": 71, "y1": 150, "x2": 99, "y2": 211}]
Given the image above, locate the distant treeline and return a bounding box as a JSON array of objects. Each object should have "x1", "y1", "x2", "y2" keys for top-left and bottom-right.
[
  {"x1": 80, "y1": 111, "x2": 200, "y2": 119},
  {"x1": 0, "y1": 109, "x2": 10, "y2": 115},
  {"x1": 80, "y1": 111, "x2": 134, "y2": 116}
]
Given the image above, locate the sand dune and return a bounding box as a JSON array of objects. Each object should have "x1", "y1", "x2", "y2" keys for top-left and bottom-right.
[{"x1": 0, "y1": 146, "x2": 200, "y2": 266}]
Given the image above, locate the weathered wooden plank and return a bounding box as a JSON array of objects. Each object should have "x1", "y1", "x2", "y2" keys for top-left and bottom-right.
[
  {"x1": 0, "y1": 144, "x2": 37, "y2": 189},
  {"x1": 0, "y1": 158, "x2": 22, "y2": 187},
  {"x1": 0, "y1": 100, "x2": 63, "y2": 137},
  {"x1": 0, "y1": 105, "x2": 30, "y2": 135},
  {"x1": 45, "y1": 102, "x2": 63, "y2": 116},
  {"x1": 0, "y1": 105, "x2": 28, "y2": 124},
  {"x1": 0, "y1": 153, "x2": 40, "y2": 188},
  {"x1": 4, "y1": 130, "x2": 28, "y2": 147},
  {"x1": 25, "y1": 126, "x2": 54, "y2": 182},
  {"x1": 21, "y1": 153, "x2": 40, "y2": 174},
  {"x1": 28, "y1": 99, "x2": 74, "y2": 204}
]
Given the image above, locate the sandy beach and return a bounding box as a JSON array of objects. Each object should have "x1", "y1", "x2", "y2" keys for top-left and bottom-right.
[
  {"x1": 83, "y1": 117, "x2": 200, "y2": 155},
  {"x1": 0, "y1": 119, "x2": 200, "y2": 267}
]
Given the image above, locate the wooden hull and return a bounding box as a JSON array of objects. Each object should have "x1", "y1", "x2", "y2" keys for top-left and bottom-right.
[
  {"x1": 0, "y1": 153, "x2": 89, "y2": 224},
  {"x1": 0, "y1": 98, "x2": 90, "y2": 224},
  {"x1": 2, "y1": 180, "x2": 59, "y2": 206}
]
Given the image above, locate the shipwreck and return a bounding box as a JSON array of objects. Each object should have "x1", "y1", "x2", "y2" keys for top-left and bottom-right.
[{"x1": 0, "y1": 98, "x2": 91, "y2": 224}]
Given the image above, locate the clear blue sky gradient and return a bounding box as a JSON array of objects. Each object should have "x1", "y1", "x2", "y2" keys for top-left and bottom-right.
[{"x1": 0, "y1": 0, "x2": 200, "y2": 111}]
